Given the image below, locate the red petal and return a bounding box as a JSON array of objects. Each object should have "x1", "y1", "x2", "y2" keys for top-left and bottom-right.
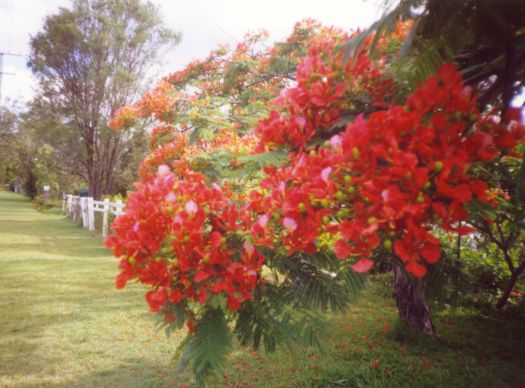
[
  {"x1": 352, "y1": 258, "x2": 374, "y2": 273},
  {"x1": 454, "y1": 225, "x2": 476, "y2": 235},
  {"x1": 145, "y1": 289, "x2": 167, "y2": 312},
  {"x1": 210, "y1": 231, "x2": 222, "y2": 248},
  {"x1": 227, "y1": 296, "x2": 241, "y2": 311},
  {"x1": 194, "y1": 271, "x2": 210, "y2": 283},
  {"x1": 168, "y1": 289, "x2": 183, "y2": 303},
  {"x1": 406, "y1": 261, "x2": 427, "y2": 277},
  {"x1": 453, "y1": 184, "x2": 472, "y2": 203},
  {"x1": 438, "y1": 63, "x2": 461, "y2": 84},
  {"x1": 197, "y1": 288, "x2": 207, "y2": 304},
  {"x1": 362, "y1": 222, "x2": 378, "y2": 236},
  {"x1": 115, "y1": 272, "x2": 130, "y2": 289},
  {"x1": 394, "y1": 240, "x2": 409, "y2": 262},
  {"x1": 211, "y1": 282, "x2": 225, "y2": 293},
  {"x1": 421, "y1": 243, "x2": 440, "y2": 264},
  {"x1": 334, "y1": 240, "x2": 352, "y2": 259}
]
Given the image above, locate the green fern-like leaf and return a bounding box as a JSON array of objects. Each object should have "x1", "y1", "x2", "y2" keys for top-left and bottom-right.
[
  {"x1": 267, "y1": 251, "x2": 366, "y2": 312},
  {"x1": 234, "y1": 283, "x2": 326, "y2": 353},
  {"x1": 283, "y1": 259, "x2": 349, "y2": 312},
  {"x1": 176, "y1": 308, "x2": 232, "y2": 386},
  {"x1": 237, "y1": 150, "x2": 289, "y2": 168}
]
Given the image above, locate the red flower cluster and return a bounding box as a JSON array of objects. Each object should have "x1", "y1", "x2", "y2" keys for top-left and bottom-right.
[
  {"x1": 138, "y1": 134, "x2": 187, "y2": 180},
  {"x1": 105, "y1": 166, "x2": 265, "y2": 319},
  {"x1": 246, "y1": 64, "x2": 524, "y2": 277},
  {"x1": 254, "y1": 36, "x2": 394, "y2": 151}
]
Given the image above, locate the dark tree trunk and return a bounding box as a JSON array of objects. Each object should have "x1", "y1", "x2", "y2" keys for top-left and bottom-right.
[
  {"x1": 496, "y1": 263, "x2": 525, "y2": 310},
  {"x1": 393, "y1": 266, "x2": 435, "y2": 334}
]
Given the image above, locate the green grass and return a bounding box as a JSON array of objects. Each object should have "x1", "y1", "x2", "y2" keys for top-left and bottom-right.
[
  {"x1": 217, "y1": 282, "x2": 525, "y2": 387},
  {"x1": 0, "y1": 190, "x2": 186, "y2": 387},
  {"x1": 1, "y1": 190, "x2": 524, "y2": 387}
]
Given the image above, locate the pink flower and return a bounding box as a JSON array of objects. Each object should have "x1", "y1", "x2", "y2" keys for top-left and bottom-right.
[
  {"x1": 165, "y1": 192, "x2": 177, "y2": 202},
  {"x1": 295, "y1": 116, "x2": 307, "y2": 129},
  {"x1": 185, "y1": 200, "x2": 198, "y2": 216},
  {"x1": 244, "y1": 241, "x2": 255, "y2": 258},
  {"x1": 352, "y1": 258, "x2": 374, "y2": 273},
  {"x1": 157, "y1": 164, "x2": 171, "y2": 176},
  {"x1": 258, "y1": 214, "x2": 269, "y2": 228},
  {"x1": 321, "y1": 167, "x2": 332, "y2": 184},
  {"x1": 282, "y1": 217, "x2": 298, "y2": 233},
  {"x1": 330, "y1": 134, "x2": 342, "y2": 148}
]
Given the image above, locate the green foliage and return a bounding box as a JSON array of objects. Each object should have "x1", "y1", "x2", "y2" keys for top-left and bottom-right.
[
  {"x1": 110, "y1": 128, "x2": 149, "y2": 196},
  {"x1": 278, "y1": 252, "x2": 365, "y2": 312},
  {"x1": 32, "y1": 195, "x2": 62, "y2": 214},
  {"x1": 176, "y1": 308, "x2": 232, "y2": 386},
  {"x1": 461, "y1": 244, "x2": 511, "y2": 292},
  {"x1": 234, "y1": 282, "x2": 326, "y2": 353},
  {"x1": 237, "y1": 150, "x2": 289, "y2": 169},
  {"x1": 425, "y1": 234, "x2": 516, "y2": 310}
]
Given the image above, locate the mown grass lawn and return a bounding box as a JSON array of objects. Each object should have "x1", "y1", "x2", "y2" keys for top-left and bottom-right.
[
  {"x1": 1, "y1": 190, "x2": 524, "y2": 387},
  {"x1": 0, "y1": 190, "x2": 186, "y2": 387}
]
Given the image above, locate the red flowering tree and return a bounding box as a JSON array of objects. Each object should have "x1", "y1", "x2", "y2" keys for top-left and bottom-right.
[
  {"x1": 105, "y1": 17, "x2": 525, "y2": 382},
  {"x1": 348, "y1": 0, "x2": 525, "y2": 312}
]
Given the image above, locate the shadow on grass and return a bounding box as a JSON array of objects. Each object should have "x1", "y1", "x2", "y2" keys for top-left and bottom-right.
[
  {"x1": 0, "y1": 338, "x2": 62, "y2": 378},
  {"x1": 0, "y1": 218, "x2": 109, "y2": 258},
  {"x1": 61, "y1": 356, "x2": 188, "y2": 387},
  {"x1": 0, "y1": 302, "x2": 79, "y2": 378}
]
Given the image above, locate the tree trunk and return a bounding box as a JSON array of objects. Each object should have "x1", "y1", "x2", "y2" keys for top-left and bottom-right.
[
  {"x1": 496, "y1": 263, "x2": 525, "y2": 310},
  {"x1": 393, "y1": 266, "x2": 435, "y2": 334}
]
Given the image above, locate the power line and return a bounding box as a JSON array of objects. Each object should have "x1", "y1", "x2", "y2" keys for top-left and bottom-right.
[
  {"x1": 197, "y1": 8, "x2": 239, "y2": 44},
  {"x1": 0, "y1": 51, "x2": 22, "y2": 106}
]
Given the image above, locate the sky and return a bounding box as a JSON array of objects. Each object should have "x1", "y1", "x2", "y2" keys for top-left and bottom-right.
[{"x1": 0, "y1": 0, "x2": 385, "y2": 105}]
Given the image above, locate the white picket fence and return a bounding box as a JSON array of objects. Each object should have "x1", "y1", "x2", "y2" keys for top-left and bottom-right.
[{"x1": 62, "y1": 194, "x2": 124, "y2": 237}]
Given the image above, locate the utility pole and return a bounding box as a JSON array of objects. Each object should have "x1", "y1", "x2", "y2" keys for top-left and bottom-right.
[{"x1": 0, "y1": 51, "x2": 22, "y2": 105}]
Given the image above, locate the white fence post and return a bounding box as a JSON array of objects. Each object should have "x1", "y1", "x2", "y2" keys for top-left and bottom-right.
[
  {"x1": 79, "y1": 197, "x2": 84, "y2": 225},
  {"x1": 73, "y1": 196, "x2": 78, "y2": 221},
  {"x1": 87, "y1": 197, "x2": 95, "y2": 231},
  {"x1": 66, "y1": 195, "x2": 70, "y2": 216},
  {"x1": 81, "y1": 197, "x2": 88, "y2": 228},
  {"x1": 102, "y1": 199, "x2": 110, "y2": 237},
  {"x1": 115, "y1": 200, "x2": 124, "y2": 216}
]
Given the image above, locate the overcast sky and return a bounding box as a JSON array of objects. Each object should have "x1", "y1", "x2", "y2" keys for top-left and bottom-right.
[{"x1": 0, "y1": 0, "x2": 385, "y2": 105}]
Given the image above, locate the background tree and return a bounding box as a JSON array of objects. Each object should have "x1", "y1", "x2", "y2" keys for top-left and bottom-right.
[
  {"x1": 28, "y1": 0, "x2": 180, "y2": 199},
  {"x1": 0, "y1": 104, "x2": 19, "y2": 186}
]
